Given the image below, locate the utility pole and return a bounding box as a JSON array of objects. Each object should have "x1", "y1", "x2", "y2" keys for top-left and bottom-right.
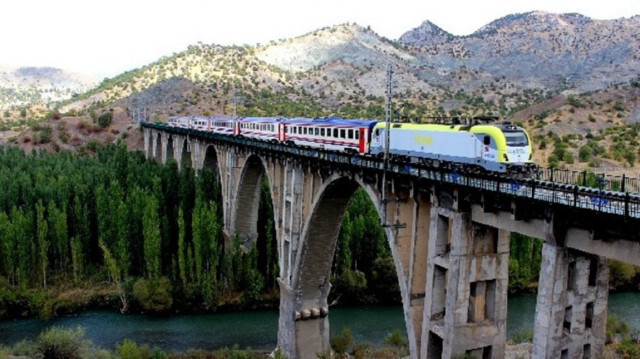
[
  {"x1": 380, "y1": 64, "x2": 407, "y2": 230},
  {"x1": 381, "y1": 64, "x2": 393, "y2": 227},
  {"x1": 233, "y1": 84, "x2": 237, "y2": 117}
]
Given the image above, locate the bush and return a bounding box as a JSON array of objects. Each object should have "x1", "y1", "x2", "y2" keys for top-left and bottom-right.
[
  {"x1": 132, "y1": 277, "x2": 173, "y2": 313},
  {"x1": 579, "y1": 146, "x2": 592, "y2": 162},
  {"x1": 37, "y1": 326, "x2": 89, "y2": 359},
  {"x1": 330, "y1": 327, "x2": 354, "y2": 356},
  {"x1": 39, "y1": 126, "x2": 52, "y2": 144},
  {"x1": 617, "y1": 338, "x2": 640, "y2": 357},
  {"x1": 509, "y1": 329, "x2": 534, "y2": 344},
  {"x1": 0, "y1": 345, "x2": 10, "y2": 359},
  {"x1": 332, "y1": 269, "x2": 368, "y2": 305},
  {"x1": 116, "y1": 339, "x2": 152, "y2": 359},
  {"x1": 97, "y1": 112, "x2": 113, "y2": 128},
  {"x1": 607, "y1": 315, "x2": 631, "y2": 343},
  {"x1": 384, "y1": 329, "x2": 408, "y2": 349}
]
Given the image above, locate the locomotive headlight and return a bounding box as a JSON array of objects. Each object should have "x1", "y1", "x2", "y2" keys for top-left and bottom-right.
[{"x1": 503, "y1": 154, "x2": 509, "y2": 162}]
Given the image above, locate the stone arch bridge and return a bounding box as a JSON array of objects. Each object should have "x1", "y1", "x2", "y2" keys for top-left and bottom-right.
[{"x1": 143, "y1": 123, "x2": 640, "y2": 359}]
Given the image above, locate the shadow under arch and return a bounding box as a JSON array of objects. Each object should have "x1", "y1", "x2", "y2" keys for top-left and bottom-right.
[
  {"x1": 154, "y1": 132, "x2": 162, "y2": 161},
  {"x1": 230, "y1": 154, "x2": 275, "y2": 246},
  {"x1": 166, "y1": 136, "x2": 174, "y2": 162},
  {"x1": 180, "y1": 139, "x2": 192, "y2": 168},
  {"x1": 294, "y1": 177, "x2": 361, "y2": 300}
]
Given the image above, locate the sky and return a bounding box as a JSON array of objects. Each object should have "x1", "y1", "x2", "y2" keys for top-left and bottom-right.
[{"x1": 1, "y1": 0, "x2": 639, "y2": 79}]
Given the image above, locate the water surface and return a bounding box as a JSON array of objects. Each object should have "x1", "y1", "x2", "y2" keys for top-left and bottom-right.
[{"x1": 0, "y1": 293, "x2": 638, "y2": 352}]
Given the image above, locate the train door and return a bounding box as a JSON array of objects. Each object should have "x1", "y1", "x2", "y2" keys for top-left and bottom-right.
[
  {"x1": 359, "y1": 127, "x2": 367, "y2": 154},
  {"x1": 278, "y1": 123, "x2": 285, "y2": 142}
]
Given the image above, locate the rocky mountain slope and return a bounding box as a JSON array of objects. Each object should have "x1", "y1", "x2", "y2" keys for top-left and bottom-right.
[
  {"x1": 0, "y1": 65, "x2": 97, "y2": 109},
  {"x1": 400, "y1": 12, "x2": 640, "y2": 92}
]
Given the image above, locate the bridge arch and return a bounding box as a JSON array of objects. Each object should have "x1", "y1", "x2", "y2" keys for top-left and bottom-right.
[
  {"x1": 202, "y1": 144, "x2": 221, "y2": 178},
  {"x1": 154, "y1": 132, "x2": 162, "y2": 162},
  {"x1": 166, "y1": 135, "x2": 174, "y2": 163},
  {"x1": 180, "y1": 139, "x2": 192, "y2": 168},
  {"x1": 229, "y1": 154, "x2": 275, "y2": 245},
  {"x1": 282, "y1": 174, "x2": 415, "y2": 358}
]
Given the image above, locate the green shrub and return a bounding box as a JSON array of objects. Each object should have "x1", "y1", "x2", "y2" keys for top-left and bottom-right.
[
  {"x1": 332, "y1": 269, "x2": 367, "y2": 305},
  {"x1": 509, "y1": 329, "x2": 534, "y2": 343},
  {"x1": 12, "y1": 340, "x2": 39, "y2": 357},
  {"x1": 0, "y1": 345, "x2": 10, "y2": 359},
  {"x1": 617, "y1": 338, "x2": 640, "y2": 357},
  {"x1": 98, "y1": 112, "x2": 113, "y2": 128},
  {"x1": 330, "y1": 327, "x2": 354, "y2": 356},
  {"x1": 607, "y1": 314, "x2": 631, "y2": 343},
  {"x1": 116, "y1": 339, "x2": 152, "y2": 359},
  {"x1": 132, "y1": 277, "x2": 173, "y2": 313},
  {"x1": 579, "y1": 146, "x2": 592, "y2": 162},
  {"x1": 384, "y1": 328, "x2": 408, "y2": 349},
  {"x1": 37, "y1": 326, "x2": 89, "y2": 359}
]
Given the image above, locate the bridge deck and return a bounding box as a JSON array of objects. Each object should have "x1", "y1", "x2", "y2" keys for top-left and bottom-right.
[{"x1": 143, "y1": 122, "x2": 640, "y2": 220}]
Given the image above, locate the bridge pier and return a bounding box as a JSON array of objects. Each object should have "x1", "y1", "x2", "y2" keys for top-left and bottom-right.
[
  {"x1": 532, "y1": 244, "x2": 609, "y2": 358},
  {"x1": 422, "y1": 206, "x2": 509, "y2": 359}
]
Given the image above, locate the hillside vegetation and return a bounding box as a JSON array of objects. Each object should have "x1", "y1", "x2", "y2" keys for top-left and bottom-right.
[{"x1": 1, "y1": 13, "x2": 640, "y2": 174}]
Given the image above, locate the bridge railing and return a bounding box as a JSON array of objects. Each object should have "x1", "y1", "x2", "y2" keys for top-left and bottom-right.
[
  {"x1": 535, "y1": 167, "x2": 640, "y2": 193},
  {"x1": 144, "y1": 123, "x2": 640, "y2": 219}
]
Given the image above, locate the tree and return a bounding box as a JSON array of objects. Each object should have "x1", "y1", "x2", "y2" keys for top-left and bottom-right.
[
  {"x1": 177, "y1": 208, "x2": 188, "y2": 287},
  {"x1": 48, "y1": 202, "x2": 69, "y2": 272},
  {"x1": 142, "y1": 196, "x2": 161, "y2": 279},
  {"x1": 36, "y1": 201, "x2": 49, "y2": 289},
  {"x1": 0, "y1": 212, "x2": 15, "y2": 285},
  {"x1": 99, "y1": 240, "x2": 128, "y2": 313}
]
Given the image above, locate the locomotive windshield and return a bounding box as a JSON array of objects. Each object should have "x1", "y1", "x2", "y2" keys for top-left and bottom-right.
[{"x1": 504, "y1": 131, "x2": 528, "y2": 147}]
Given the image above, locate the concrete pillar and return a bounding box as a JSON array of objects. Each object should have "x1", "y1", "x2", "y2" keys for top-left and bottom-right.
[
  {"x1": 191, "y1": 139, "x2": 204, "y2": 171},
  {"x1": 383, "y1": 185, "x2": 430, "y2": 358},
  {"x1": 532, "y1": 244, "x2": 609, "y2": 358},
  {"x1": 422, "y1": 208, "x2": 509, "y2": 358},
  {"x1": 160, "y1": 134, "x2": 169, "y2": 164},
  {"x1": 278, "y1": 162, "x2": 304, "y2": 284},
  {"x1": 278, "y1": 278, "x2": 330, "y2": 359},
  {"x1": 143, "y1": 128, "x2": 151, "y2": 159}
]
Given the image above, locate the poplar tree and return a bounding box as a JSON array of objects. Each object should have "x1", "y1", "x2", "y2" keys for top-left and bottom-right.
[
  {"x1": 0, "y1": 212, "x2": 14, "y2": 285},
  {"x1": 142, "y1": 196, "x2": 161, "y2": 279},
  {"x1": 191, "y1": 198, "x2": 205, "y2": 284},
  {"x1": 11, "y1": 207, "x2": 31, "y2": 288},
  {"x1": 48, "y1": 202, "x2": 69, "y2": 272},
  {"x1": 177, "y1": 208, "x2": 188, "y2": 287},
  {"x1": 36, "y1": 201, "x2": 49, "y2": 289}
]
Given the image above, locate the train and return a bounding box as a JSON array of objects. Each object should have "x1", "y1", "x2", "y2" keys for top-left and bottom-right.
[{"x1": 166, "y1": 116, "x2": 535, "y2": 173}]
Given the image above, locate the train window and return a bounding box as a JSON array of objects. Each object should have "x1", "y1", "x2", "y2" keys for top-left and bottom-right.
[
  {"x1": 505, "y1": 132, "x2": 528, "y2": 146},
  {"x1": 355, "y1": 131, "x2": 359, "y2": 140},
  {"x1": 320, "y1": 128, "x2": 325, "y2": 136},
  {"x1": 340, "y1": 129, "x2": 345, "y2": 138},
  {"x1": 314, "y1": 128, "x2": 319, "y2": 136},
  {"x1": 484, "y1": 136, "x2": 490, "y2": 145},
  {"x1": 347, "y1": 130, "x2": 353, "y2": 139},
  {"x1": 333, "y1": 129, "x2": 338, "y2": 137}
]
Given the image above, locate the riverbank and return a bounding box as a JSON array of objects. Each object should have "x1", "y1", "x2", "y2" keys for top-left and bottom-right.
[{"x1": 2, "y1": 293, "x2": 639, "y2": 356}]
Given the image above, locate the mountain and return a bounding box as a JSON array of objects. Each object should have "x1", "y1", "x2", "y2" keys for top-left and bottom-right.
[
  {"x1": 398, "y1": 20, "x2": 453, "y2": 46},
  {"x1": 0, "y1": 66, "x2": 98, "y2": 109},
  {"x1": 3, "y1": 14, "x2": 640, "y2": 174},
  {"x1": 399, "y1": 11, "x2": 640, "y2": 91}
]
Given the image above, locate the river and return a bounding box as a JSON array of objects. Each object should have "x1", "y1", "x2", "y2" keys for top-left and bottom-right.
[{"x1": 0, "y1": 292, "x2": 638, "y2": 352}]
